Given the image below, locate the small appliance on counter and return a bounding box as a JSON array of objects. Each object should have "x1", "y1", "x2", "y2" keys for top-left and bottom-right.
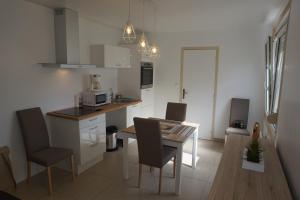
[
  {"x1": 89, "y1": 74, "x2": 102, "y2": 91},
  {"x1": 82, "y1": 90, "x2": 111, "y2": 107}
]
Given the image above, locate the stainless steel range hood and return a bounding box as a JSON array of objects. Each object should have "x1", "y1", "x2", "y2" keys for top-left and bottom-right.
[{"x1": 41, "y1": 8, "x2": 95, "y2": 68}]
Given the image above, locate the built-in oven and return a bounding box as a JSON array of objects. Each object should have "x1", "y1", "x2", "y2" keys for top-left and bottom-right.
[{"x1": 140, "y1": 62, "x2": 153, "y2": 89}]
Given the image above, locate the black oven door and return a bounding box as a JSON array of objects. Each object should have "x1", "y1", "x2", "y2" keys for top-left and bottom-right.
[{"x1": 141, "y1": 62, "x2": 153, "y2": 89}]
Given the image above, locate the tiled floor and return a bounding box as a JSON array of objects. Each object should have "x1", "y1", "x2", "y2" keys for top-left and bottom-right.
[{"x1": 6, "y1": 139, "x2": 223, "y2": 200}]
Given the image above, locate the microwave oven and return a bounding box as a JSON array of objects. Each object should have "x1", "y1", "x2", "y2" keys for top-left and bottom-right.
[
  {"x1": 140, "y1": 62, "x2": 153, "y2": 89},
  {"x1": 82, "y1": 90, "x2": 111, "y2": 107}
]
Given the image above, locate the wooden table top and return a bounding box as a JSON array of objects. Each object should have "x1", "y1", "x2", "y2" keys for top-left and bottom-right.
[
  {"x1": 121, "y1": 119, "x2": 197, "y2": 143},
  {"x1": 47, "y1": 100, "x2": 141, "y2": 120},
  {"x1": 209, "y1": 134, "x2": 292, "y2": 200}
]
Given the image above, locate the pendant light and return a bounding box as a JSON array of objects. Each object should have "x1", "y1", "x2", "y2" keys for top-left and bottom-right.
[
  {"x1": 122, "y1": 0, "x2": 136, "y2": 42},
  {"x1": 150, "y1": 43, "x2": 159, "y2": 58},
  {"x1": 137, "y1": 0, "x2": 149, "y2": 53},
  {"x1": 149, "y1": 4, "x2": 160, "y2": 58}
]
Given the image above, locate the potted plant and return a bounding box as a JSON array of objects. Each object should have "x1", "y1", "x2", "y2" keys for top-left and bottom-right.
[
  {"x1": 242, "y1": 122, "x2": 264, "y2": 172},
  {"x1": 246, "y1": 138, "x2": 262, "y2": 163},
  {"x1": 246, "y1": 122, "x2": 262, "y2": 163}
]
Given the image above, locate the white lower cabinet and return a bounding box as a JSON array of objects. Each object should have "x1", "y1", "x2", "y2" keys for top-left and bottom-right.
[
  {"x1": 49, "y1": 114, "x2": 106, "y2": 175},
  {"x1": 79, "y1": 121, "x2": 106, "y2": 165},
  {"x1": 126, "y1": 104, "x2": 141, "y2": 127},
  {"x1": 140, "y1": 104, "x2": 154, "y2": 118},
  {"x1": 140, "y1": 88, "x2": 154, "y2": 118},
  {"x1": 141, "y1": 88, "x2": 154, "y2": 106}
]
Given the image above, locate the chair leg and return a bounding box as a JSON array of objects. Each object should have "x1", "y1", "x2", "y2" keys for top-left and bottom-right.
[
  {"x1": 158, "y1": 168, "x2": 162, "y2": 194},
  {"x1": 138, "y1": 163, "x2": 142, "y2": 188},
  {"x1": 1, "y1": 154, "x2": 17, "y2": 188},
  {"x1": 70, "y1": 155, "x2": 76, "y2": 181},
  {"x1": 27, "y1": 161, "x2": 31, "y2": 184},
  {"x1": 47, "y1": 167, "x2": 53, "y2": 195},
  {"x1": 173, "y1": 156, "x2": 176, "y2": 178}
]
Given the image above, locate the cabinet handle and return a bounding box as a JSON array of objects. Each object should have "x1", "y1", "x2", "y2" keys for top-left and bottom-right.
[
  {"x1": 90, "y1": 142, "x2": 98, "y2": 147},
  {"x1": 89, "y1": 126, "x2": 98, "y2": 131},
  {"x1": 182, "y1": 88, "x2": 188, "y2": 99},
  {"x1": 89, "y1": 118, "x2": 97, "y2": 122}
]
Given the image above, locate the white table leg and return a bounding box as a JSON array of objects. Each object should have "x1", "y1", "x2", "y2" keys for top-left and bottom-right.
[
  {"x1": 192, "y1": 127, "x2": 198, "y2": 169},
  {"x1": 175, "y1": 144, "x2": 183, "y2": 195},
  {"x1": 122, "y1": 137, "x2": 129, "y2": 179}
]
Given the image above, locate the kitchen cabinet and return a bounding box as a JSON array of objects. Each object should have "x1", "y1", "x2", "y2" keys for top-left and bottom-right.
[
  {"x1": 118, "y1": 44, "x2": 155, "y2": 99},
  {"x1": 126, "y1": 104, "x2": 141, "y2": 127},
  {"x1": 90, "y1": 44, "x2": 131, "y2": 68},
  {"x1": 140, "y1": 88, "x2": 154, "y2": 118},
  {"x1": 79, "y1": 116, "x2": 106, "y2": 165},
  {"x1": 49, "y1": 114, "x2": 106, "y2": 174}
]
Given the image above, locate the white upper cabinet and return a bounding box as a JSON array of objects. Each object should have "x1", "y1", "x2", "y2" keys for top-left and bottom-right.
[{"x1": 90, "y1": 45, "x2": 131, "y2": 68}]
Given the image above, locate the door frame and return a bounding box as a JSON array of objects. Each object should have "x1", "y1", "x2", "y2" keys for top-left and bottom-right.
[{"x1": 179, "y1": 46, "x2": 220, "y2": 139}]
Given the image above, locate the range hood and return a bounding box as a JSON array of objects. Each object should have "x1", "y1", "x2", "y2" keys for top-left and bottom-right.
[{"x1": 41, "y1": 8, "x2": 95, "y2": 68}]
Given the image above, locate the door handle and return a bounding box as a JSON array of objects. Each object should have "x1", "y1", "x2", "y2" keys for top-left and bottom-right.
[{"x1": 182, "y1": 88, "x2": 188, "y2": 99}]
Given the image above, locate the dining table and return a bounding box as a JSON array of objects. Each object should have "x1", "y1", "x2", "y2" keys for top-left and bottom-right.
[{"x1": 117, "y1": 119, "x2": 199, "y2": 195}]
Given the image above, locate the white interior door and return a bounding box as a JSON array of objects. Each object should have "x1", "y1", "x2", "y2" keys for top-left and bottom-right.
[{"x1": 181, "y1": 48, "x2": 218, "y2": 139}]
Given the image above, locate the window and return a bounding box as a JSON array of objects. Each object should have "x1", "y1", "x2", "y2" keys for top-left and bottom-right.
[
  {"x1": 265, "y1": 37, "x2": 272, "y2": 114},
  {"x1": 264, "y1": 21, "x2": 289, "y2": 118},
  {"x1": 271, "y1": 25, "x2": 288, "y2": 114}
]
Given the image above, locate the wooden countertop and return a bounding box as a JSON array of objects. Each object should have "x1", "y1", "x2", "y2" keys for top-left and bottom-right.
[
  {"x1": 209, "y1": 134, "x2": 292, "y2": 200},
  {"x1": 47, "y1": 100, "x2": 141, "y2": 121}
]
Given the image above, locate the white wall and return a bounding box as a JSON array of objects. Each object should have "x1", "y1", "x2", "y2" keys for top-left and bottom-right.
[
  {"x1": 153, "y1": 26, "x2": 265, "y2": 139},
  {"x1": 276, "y1": 0, "x2": 300, "y2": 198},
  {"x1": 0, "y1": 0, "x2": 121, "y2": 183}
]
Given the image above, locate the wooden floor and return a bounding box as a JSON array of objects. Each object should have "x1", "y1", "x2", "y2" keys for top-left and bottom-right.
[{"x1": 4, "y1": 139, "x2": 223, "y2": 200}]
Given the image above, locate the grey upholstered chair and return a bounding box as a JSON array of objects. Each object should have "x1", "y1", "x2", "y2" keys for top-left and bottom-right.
[
  {"x1": 0, "y1": 147, "x2": 19, "y2": 200},
  {"x1": 225, "y1": 98, "x2": 250, "y2": 140},
  {"x1": 16, "y1": 107, "x2": 75, "y2": 195},
  {"x1": 133, "y1": 118, "x2": 177, "y2": 194},
  {"x1": 165, "y1": 102, "x2": 187, "y2": 122}
]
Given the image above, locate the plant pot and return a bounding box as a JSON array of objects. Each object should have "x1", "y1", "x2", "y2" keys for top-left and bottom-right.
[{"x1": 242, "y1": 148, "x2": 264, "y2": 172}]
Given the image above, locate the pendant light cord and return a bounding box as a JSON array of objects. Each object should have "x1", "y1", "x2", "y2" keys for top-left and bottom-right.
[
  {"x1": 128, "y1": 0, "x2": 131, "y2": 20},
  {"x1": 142, "y1": 0, "x2": 144, "y2": 31},
  {"x1": 153, "y1": 3, "x2": 157, "y2": 40}
]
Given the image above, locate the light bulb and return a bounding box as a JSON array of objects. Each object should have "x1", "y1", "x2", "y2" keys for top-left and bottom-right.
[
  {"x1": 151, "y1": 46, "x2": 157, "y2": 54},
  {"x1": 126, "y1": 26, "x2": 132, "y2": 34},
  {"x1": 141, "y1": 40, "x2": 146, "y2": 48}
]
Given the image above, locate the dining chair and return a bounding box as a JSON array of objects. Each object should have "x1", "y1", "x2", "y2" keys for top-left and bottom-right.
[
  {"x1": 0, "y1": 147, "x2": 20, "y2": 200},
  {"x1": 165, "y1": 102, "x2": 187, "y2": 122},
  {"x1": 0, "y1": 146, "x2": 16, "y2": 188},
  {"x1": 16, "y1": 107, "x2": 75, "y2": 195},
  {"x1": 225, "y1": 98, "x2": 250, "y2": 142},
  {"x1": 133, "y1": 117, "x2": 177, "y2": 194}
]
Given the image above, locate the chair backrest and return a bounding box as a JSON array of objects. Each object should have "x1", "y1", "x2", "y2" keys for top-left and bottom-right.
[
  {"x1": 16, "y1": 107, "x2": 50, "y2": 158},
  {"x1": 133, "y1": 118, "x2": 163, "y2": 167},
  {"x1": 165, "y1": 102, "x2": 187, "y2": 122},
  {"x1": 229, "y1": 98, "x2": 250, "y2": 128}
]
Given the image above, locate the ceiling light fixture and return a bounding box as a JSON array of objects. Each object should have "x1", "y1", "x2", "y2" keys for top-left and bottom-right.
[
  {"x1": 122, "y1": 0, "x2": 136, "y2": 42},
  {"x1": 137, "y1": 0, "x2": 149, "y2": 54},
  {"x1": 149, "y1": 3, "x2": 160, "y2": 58}
]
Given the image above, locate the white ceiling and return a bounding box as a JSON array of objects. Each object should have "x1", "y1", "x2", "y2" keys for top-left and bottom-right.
[{"x1": 25, "y1": 0, "x2": 288, "y2": 32}]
